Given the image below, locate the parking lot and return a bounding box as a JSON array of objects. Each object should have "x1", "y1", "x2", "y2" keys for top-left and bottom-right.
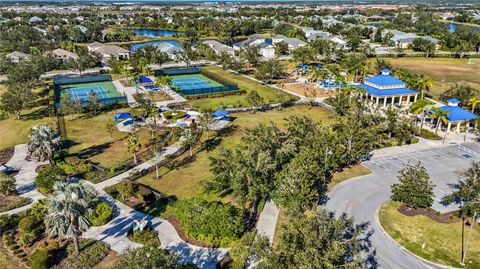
[{"x1": 365, "y1": 143, "x2": 480, "y2": 213}]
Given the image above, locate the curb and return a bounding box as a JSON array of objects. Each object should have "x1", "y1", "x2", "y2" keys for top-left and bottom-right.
[{"x1": 375, "y1": 206, "x2": 463, "y2": 269}]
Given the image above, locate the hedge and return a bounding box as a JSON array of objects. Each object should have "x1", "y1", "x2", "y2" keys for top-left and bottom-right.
[
  {"x1": 66, "y1": 239, "x2": 110, "y2": 269},
  {"x1": 28, "y1": 247, "x2": 50, "y2": 269},
  {"x1": 174, "y1": 198, "x2": 246, "y2": 247},
  {"x1": 88, "y1": 201, "x2": 113, "y2": 226}
]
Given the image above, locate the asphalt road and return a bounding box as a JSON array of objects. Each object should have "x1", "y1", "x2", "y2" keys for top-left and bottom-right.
[{"x1": 326, "y1": 143, "x2": 480, "y2": 269}]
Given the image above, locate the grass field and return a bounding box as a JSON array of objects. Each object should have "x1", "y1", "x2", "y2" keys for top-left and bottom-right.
[
  {"x1": 64, "y1": 108, "x2": 157, "y2": 168},
  {"x1": 373, "y1": 57, "x2": 480, "y2": 99},
  {"x1": 0, "y1": 84, "x2": 55, "y2": 151},
  {"x1": 379, "y1": 201, "x2": 480, "y2": 268},
  {"x1": 188, "y1": 66, "x2": 299, "y2": 110},
  {"x1": 137, "y1": 105, "x2": 335, "y2": 215}
]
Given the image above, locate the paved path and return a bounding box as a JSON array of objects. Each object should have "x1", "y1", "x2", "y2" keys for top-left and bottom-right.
[
  {"x1": 2, "y1": 143, "x2": 227, "y2": 268},
  {"x1": 0, "y1": 144, "x2": 48, "y2": 216},
  {"x1": 255, "y1": 199, "x2": 279, "y2": 244},
  {"x1": 83, "y1": 143, "x2": 228, "y2": 269},
  {"x1": 326, "y1": 143, "x2": 480, "y2": 269}
]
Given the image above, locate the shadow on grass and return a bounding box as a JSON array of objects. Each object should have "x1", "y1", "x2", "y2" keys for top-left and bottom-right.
[{"x1": 68, "y1": 142, "x2": 112, "y2": 160}]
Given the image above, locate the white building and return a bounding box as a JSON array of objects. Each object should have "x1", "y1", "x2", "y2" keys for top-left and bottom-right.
[
  {"x1": 202, "y1": 40, "x2": 235, "y2": 55},
  {"x1": 233, "y1": 37, "x2": 275, "y2": 59},
  {"x1": 6, "y1": 51, "x2": 31, "y2": 63},
  {"x1": 87, "y1": 42, "x2": 130, "y2": 65},
  {"x1": 272, "y1": 35, "x2": 306, "y2": 51}
]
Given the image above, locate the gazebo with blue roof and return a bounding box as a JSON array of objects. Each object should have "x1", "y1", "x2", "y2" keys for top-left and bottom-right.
[
  {"x1": 438, "y1": 98, "x2": 477, "y2": 133},
  {"x1": 357, "y1": 69, "x2": 418, "y2": 107}
]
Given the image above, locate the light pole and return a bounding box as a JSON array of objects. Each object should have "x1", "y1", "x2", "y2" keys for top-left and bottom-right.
[{"x1": 324, "y1": 147, "x2": 333, "y2": 179}]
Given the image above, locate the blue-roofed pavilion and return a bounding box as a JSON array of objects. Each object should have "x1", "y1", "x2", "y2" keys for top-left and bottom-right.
[
  {"x1": 435, "y1": 99, "x2": 477, "y2": 133},
  {"x1": 356, "y1": 69, "x2": 418, "y2": 107}
]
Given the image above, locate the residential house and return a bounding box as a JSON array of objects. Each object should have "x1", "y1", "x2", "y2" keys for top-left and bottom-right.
[
  {"x1": 28, "y1": 16, "x2": 43, "y2": 25},
  {"x1": 51, "y1": 48, "x2": 79, "y2": 63},
  {"x1": 87, "y1": 42, "x2": 130, "y2": 65},
  {"x1": 382, "y1": 29, "x2": 440, "y2": 49},
  {"x1": 272, "y1": 35, "x2": 306, "y2": 51},
  {"x1": 6, "y1": 51, "x2": 31, "y2": 63},
  {"x1": 153, "y1": 42, "x2": 183, "y2": 59},
  {"x1": 303, "y1": 28, "x2": 333, "y2": 42},
  {"x1": 202, "y1": 40, "x2": 235, "y2": 55},
  {"x1": 356, "y1": 69, "x2": 418, "y2": 107},
  {"x1": 233, "y1": 37, "x2": 275, "y2": 59}
]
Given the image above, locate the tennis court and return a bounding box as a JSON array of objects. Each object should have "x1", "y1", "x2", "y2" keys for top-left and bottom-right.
[
  {"x1": 171, "y1": 74, "x2": 223, "y2": 91},
  {"x1": 59, "y1": 81, "x2": 122, "y2": 102}
]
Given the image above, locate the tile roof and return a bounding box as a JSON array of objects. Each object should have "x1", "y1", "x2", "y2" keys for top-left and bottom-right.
[{"x1": 365, "y1": 74, "x2": 406, "y2": 87}]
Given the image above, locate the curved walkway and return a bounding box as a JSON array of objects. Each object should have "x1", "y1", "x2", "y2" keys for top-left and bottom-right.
[
  {"x1": 1, "y1": 143, "x2": 227, "y2": 268},
  {"x1": 326, "y1": 142, "x2": 480, "y2": 268}
]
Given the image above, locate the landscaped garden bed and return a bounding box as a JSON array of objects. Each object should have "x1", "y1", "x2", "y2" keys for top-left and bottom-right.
[
  {"x1": 127, "y1": 226, "x2": 160, "y2": 247},
  {"x1": 0, "y1": 196, "x2": 30, "y2": 213}
]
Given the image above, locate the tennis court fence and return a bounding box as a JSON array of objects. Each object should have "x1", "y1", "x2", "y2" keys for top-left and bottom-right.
[
  {"x1": 55, "y1": 96, "x2": 128, "y2": 109},
  {"x1": 54, "y1": 74, "x2": 112, "y2": 86},
  {"x1": 155, "y1": 67, "x2": 200, "y2": 76},
  {"x1": 200, "y1": 68, "x2": 238, "y2": 88}
]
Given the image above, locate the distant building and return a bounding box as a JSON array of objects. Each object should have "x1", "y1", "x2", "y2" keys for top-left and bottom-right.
[
  {"x1": 272, "y1": 34, "x2": 306, "y2": 51},
  {"x1": 28, "y1": 16, "x2": 43, "y2": 25},
  {"x1": 233, "y1": 37, "x2": 275, "y2": 59},
  {"x1": 357, "y1": 69, "x2": 418, "y2": 107},
  {"x1": 51, "y1": 48, "x2": 79, "y2": 63},
  {"x1": 153, "y1": 42, "x2": 183, "y2": 59},
  {"x1": 382, "y1": 29, "x2": 439, "y2": 48},
  {"x1": 87, "y1": 42, "x2": 130, "y2": 65},
  {"x1": 6, "y1": 51, "x2": 31, "y2": 63},
  {"x1": 202, "y1": 40, "x2": 235, "y2": 55}
]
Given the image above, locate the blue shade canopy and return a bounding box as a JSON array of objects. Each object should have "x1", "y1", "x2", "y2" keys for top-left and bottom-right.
[
  {"x1": 365, "y1": 74, "x2": 406, "y2": 86},
  {"x1": 440, "y1": 106, "x2": 477, "y2": 122},
  {"x1": 114, "y1": 112, "x2": 133, "y2": 123},
  {"x1": 212, "y1": 110, "x2": 229, "y2": 117},
  {"x1": 447, "y1": 98, "x2": 461, "y2": 104},
  {"x1": 137, "y1": 76, "x2": 154, "y2": 83}
]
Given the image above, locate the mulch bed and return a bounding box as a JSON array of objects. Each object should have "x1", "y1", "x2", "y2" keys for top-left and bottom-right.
[
  {"x1": 397, "y1": 204, "x2": 461, "y2": 224},
  {"x1": 0, "y1": 147, "x2": 14, "y2": 164},
  {"x1": 166, "y1": 216, "x2": 213, "y2": 248}
]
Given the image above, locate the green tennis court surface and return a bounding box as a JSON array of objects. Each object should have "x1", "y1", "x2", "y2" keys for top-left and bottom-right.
[
  {"x1": 58, "y1": 81, "x2": 122, "y2": 101},
  {"x1": 171, "y1": 74, "x2": 223, "y2": 91}
]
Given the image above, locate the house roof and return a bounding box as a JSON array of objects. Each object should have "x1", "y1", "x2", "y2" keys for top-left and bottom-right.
[
  {"x1": 6, "y1": 51, "x2": 31, "y2": 59},
  {"x1": 447, "y1": 98, "x2": 461, "y2": 104},
  {"x1": 154, "y1": 42, "x2": 182, "y2": 54},
  {"x1": 51, "y1": 48, "x2": 78, "y2": 59},
  {"x1": 440, "y1": 106, "x2": 477, "y2": 122},
  {"x1": 365, "y1": 74, "x2": 406, "y2": 87},
  {"x1": 357, "y1": 84, "x2": 417, "y2": 96}
]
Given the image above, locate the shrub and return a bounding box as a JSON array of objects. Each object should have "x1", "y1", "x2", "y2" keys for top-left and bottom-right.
[
  {"x1": 18, "y1": 216, "x2": 42, "y2": 234},
  {"x1": 88, "y1": 201, "x2": 113, "y2": 226},
  {"x1": 131, "y1": 228, "x2": 160, "y2": 247},
  {"x1": 174, "y1": 198, "x2": 246, "y2": 247},
  {"x1": 28, "y1": 247, "x2": 50, "y2": 269},
  {"x1": 84, "y1": 170, "x2": 105, "y2": 184},
  {"x1": 35, "y1": 166, "x2": 66, "y2": 194},
  {"x1": 0, "y1": 196, "x2": 30, "y2": 212},
  {"x1": 417, "y1": 129, "x2": 442, "y2": 140},
  {"x1": 116, "y1": 180, "x2": 134, "y2": 200},
  {"x1": 0, "y1": 172, "x2": 16, "y2": 196},
  {"x1": 66, "y1": 239, "x2": 110, "y2": 269},
  {"x1": 0, "y1": 214, "x2": 21, "y2": 233}
]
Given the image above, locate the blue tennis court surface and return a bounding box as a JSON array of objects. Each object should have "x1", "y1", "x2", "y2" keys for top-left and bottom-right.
[
  {"x1": 171, "y1": 77, "x2": 214, "y2": 90},
  {"x1": 66, "y1": 86, "x2": 108, "y2": 101}
]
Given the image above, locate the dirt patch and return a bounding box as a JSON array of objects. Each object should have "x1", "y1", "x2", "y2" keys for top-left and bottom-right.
[
  {"x1": 283, "y1": 83, "x2": 335, "y2": 98},
  {"x1": 0, "y1": 147, "x2": 14, "y2": 164},
  {"x1": 166, "y1": 215, "x2": 214, "y2": 248},
  {"x1": 397, "y1": 204, "x2": 461, "y2": 224}
]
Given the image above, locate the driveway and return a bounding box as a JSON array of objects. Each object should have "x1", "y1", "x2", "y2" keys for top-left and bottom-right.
[{"x1": 326, "y1": 143, "x2": 480, "y2": 268}]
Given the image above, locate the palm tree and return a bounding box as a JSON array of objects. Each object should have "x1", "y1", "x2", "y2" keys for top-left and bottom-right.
[
  {"x1": 27, "y1": 125, "x2": 61, "y2": 163},
  {"x1": 417, "y1": 76, "x2": 434, "y2": 99},
  {"x1": 156, "y1": 75, "x2": 172, "y2": 91},
  {"x1": 430, "y1": 107, "x2": 450, "y2": 135},
  {"x1": 46, "y1": 181, "x2": 97, "y2": 255},
  {"x1": 181, "y1": 127, "x2": 197, "y2": 157},
  {"x1": 125, "y1": 135, "x2": 141, "y2": 164},
  {"x1": 468, "y1": 97, "x2": 480, "y2": 113},
  {"x1": 414, "y1": 102, "x2": 429, "y2": 133}
]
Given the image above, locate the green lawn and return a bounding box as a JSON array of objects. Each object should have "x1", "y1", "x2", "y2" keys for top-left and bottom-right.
[
  {"x1": 64, "y1": 108, "x2": 156, "y2": 168},
  {"x1": 379, "y1": 201, "x2": 480, "y2": 268},
  {"x1": 329, "y1": 164, "x2": 372, "y2": 189},
  {"x1": 0, "y1": 83, "x2": 55, "y2": 151},
  {"x1": 137, "y1": 105, "x2": 335, "y2": 215},
  {"x1": 373, "y1": 57, "x2": 480, "y2": 99},
  {"x1": 187, "y1": 66, "x2": 299, "y2": 110}
]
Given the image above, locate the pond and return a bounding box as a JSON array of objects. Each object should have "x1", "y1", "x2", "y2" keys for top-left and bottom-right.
[
  {"x1": 448, "y1": 22, "x2": 480, "y2": 33},
  {"x1": 122, "y1": 28, "x2": 183, "y2": 38},
  {"x1": 130, "y1": 40, "x2": 180, "y2": 52}
]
